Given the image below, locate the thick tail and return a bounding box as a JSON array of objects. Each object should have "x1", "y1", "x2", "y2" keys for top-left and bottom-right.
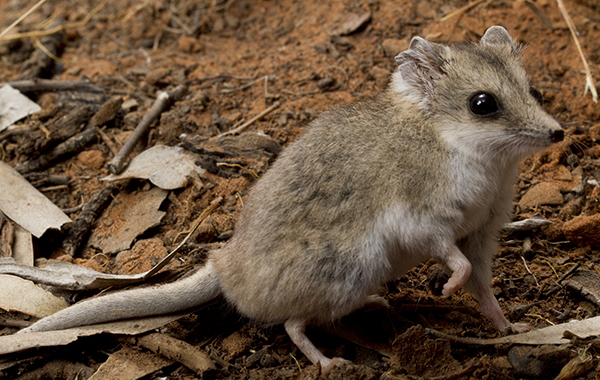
[{"x1": 19, "y1": 260, "x2": 220, "y2": 333}]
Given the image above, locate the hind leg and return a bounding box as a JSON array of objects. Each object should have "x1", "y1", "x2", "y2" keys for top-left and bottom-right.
[{"x1": 284, "y1": 319, "x2": 349, "y2": 376}]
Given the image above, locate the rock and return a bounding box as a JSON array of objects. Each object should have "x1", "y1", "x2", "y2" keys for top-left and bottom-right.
[
  {"x1": 89, "y1": 97, "x2": 123, "y2": 128},
  {"x1": 316, "y1": 77, "x2": 336, "y2": 91},
  {"x1": 178, "y1": 35, "x2": 203, "y2": 53},
  {"x1": 145, "y1": 68, "x2": 170, "y2": 86},
  {"x1": 333, "y1": 12, "x2": 371, "y2": 36},
  {"x1": 77, "y1": 150, "x2": 105, "y2": 170},
  {"x1": 491, "y1": 356, "x2": 512, "y2": 371},
  {"x1": 508, "y1": 345, "x2": 570, "y2": 378},
  {"x1": 381, "y1": 38, "x2": 408, "y2": 57},
  {"x1": 370, "y1": 66, "x2": 391, "y2": 89},
  {"x1": 114, "y1": 238, "x2": 168, "y2": 274},
  {"x1": 519, "y1": 182, "x2": 563, "y2": 208},
  {"x1": 562, "y1": 214, "x2": 600, "y2": 247},
  {"x1": 220, "y1": 331, "x2": 252, "y2": 359},
  {"x1": 191, "y1": 217, "x2": 219, "y2": 243}
]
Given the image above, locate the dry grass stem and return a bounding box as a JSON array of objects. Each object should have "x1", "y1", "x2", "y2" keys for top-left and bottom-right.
[
  {"x1": 440, "y1": 0, "x2": 486, "y2": 22},
  {"x1": 556, "y1": 0, "x2": 598, "y2": 103},
  {"x1": 216, "y1": 101, "x2": 281, "y2": 138},
  {"x1": 0, "y1": 0, "x2": 108, "y2": 42},
  {"x1": 216, "y1": 162, "x2": 260, "y2": 179},
  {"x1": 0, "y1": 0, "x2": 47, "y2": 39}
]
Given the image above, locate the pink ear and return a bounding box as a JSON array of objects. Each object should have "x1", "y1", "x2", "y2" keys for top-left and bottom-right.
[
  {"x1": 480, "y1": 26, "x2": 514, "y2": 47},
  {"x1": 394, "y1": 37, "x2": 445, "y2": 105}
]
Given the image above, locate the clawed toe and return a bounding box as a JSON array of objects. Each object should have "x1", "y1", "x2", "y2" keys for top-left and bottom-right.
[{"x1": 321, "y1": 357, "x2": 351, "y2": 376}]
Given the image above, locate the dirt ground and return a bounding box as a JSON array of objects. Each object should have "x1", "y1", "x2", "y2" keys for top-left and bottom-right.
[{"x1": 1, "y1": 0, "x2": 600, "y2": 379}]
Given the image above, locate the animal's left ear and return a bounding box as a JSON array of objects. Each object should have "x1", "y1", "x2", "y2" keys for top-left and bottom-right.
[
  {"x1": 394, "y1": 37, "x2": 446, "y2": 107},
  {"x1": 480, "y1": 26, "x2": 515, "y2": 47}
]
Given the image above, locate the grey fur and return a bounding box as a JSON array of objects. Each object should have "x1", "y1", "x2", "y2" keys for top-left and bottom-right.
[{"x1": 20, "y1": 26, "x2": 563, "y2": 375}]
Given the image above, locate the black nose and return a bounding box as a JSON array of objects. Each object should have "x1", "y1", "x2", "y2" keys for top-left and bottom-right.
[{"x1": 549, "y1": 129, "x2": 564, "y2": 143}]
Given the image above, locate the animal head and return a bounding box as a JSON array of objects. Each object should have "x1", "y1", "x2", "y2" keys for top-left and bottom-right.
[{"x1": 392, "y1": 26, "x2": 563, "y2": 160}]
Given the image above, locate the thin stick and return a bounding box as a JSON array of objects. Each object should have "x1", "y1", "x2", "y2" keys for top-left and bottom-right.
[
  {"x1": 0, "y1": 0, "x2": 47, "y2": 39},
  {"x1": 520, "y1": 254, "x2": 539, "y2": 287},
  {"x1": 3, "y1": 79, "x2": 105, "y2": 94},
  {"x1": 556, "y1": 0, "x2": 598, "y2": 103},
  {"x1": 440, "y1": 0, "x2": 485, "y2": 22},
  {"x1": 557, "y1": 262, "x2": 580, "y2": 283},
  {"x1": 108, "y1": 85, "x2": 187, "y2": 174},
  {"x1": 144, "y1": 197, "x2": 222, "y2": 279},
  {"x1": 216, "y1": 101, "x2": 280, "y2": 138}
]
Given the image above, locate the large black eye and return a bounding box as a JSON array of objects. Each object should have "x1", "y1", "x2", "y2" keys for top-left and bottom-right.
[
  {"x1": 469, "y1": 92, "x2": 500, "y2": 116},
  {"x1": 529, "y1": 86, "x2": 543, "y2": 105}
]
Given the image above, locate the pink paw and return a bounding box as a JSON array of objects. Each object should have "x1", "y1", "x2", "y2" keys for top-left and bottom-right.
[
  {"x1": 442, "y1": 277, "x2": 462, "y2": 296},
  {"x1": 363, "y1": 295, "x2": 390, "y2": 309},
  {"x1": 321, "y1": 357, "x2": 351, "y2": 376}
]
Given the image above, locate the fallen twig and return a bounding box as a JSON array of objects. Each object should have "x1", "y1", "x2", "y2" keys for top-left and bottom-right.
[
  {"x1": 503, "y1": 215, "x2": 552, "y2": 233},
  {"x1": 61, "y1": 183, "x2": 123, "y2": 256},
  {"x1": 522, "y1": 0, "x2": 553, "y2": 27},
  {"x1": 2, "y1": 79, "x2": 105, "y2": 94},
  {"x1": 18, "y1": 105, "x2": 95, "y2": 158},
  {"x1": 108, "y1": 85, "x2": 187, "y2": 174},
  {"x1": 15, "y1": 127, "x2": 98, "y2": 174},
  {"x1": 216, "y1": 101, "x2": 280, "y2": 138},
  {"x1": 128, "y1": 333, "x2": 216, "y2": 373},
  {"x1": 557, "y1": 262, "x2": 580, "y2": 283},
  {"x1": 556, "y1": 0, "x2": 598, "y2": 103},
  {"x1": 440, "y1": 0, "x2": 486, "y2": 22}
]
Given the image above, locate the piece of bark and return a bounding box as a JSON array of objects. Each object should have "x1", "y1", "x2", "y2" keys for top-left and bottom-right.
[
  {"x1": 0, "y1": 162, "x2": 71, "y2": 238},
  {"x1": 18, "y1": 105, "x2": 95, "y2": 158},
  {"x1": 88, "y1": 97, "x2": 123, "y2": 128},
  {"x1": 16, "y1": 127, "x2": 98, "y2": 174},
  {"x1": 562, "y1": 269, "x2": 600, "y2": 307},
  {"x1": 503, "y1": 215, "x2": 552, "y2": 233},
  {"x1": 0, "y1": 212, "x2": 13, "y2": 258},
  {"x1": 18, "y1": 18, "x2": 65, "y2": 80},
  {"x1": 182, "y1": 132, "x2": 281, "y2": 178},
  {"x1": 62, "y1": 183, "x2": 124, "y2": 257},
  {"x1": 88, "y1": 345, "x2": 173, "y2": 380},
  {"x1": 131, "y1": 333, "x2": 216, "y2": 374},
  {"x1": 23, "y1": 173, "x2": 70, "y2": 188}
]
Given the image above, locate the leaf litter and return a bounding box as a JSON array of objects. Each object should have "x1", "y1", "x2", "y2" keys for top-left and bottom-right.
[{"x1": 1, "y1": 0, "x2": 600, "y2": 379}]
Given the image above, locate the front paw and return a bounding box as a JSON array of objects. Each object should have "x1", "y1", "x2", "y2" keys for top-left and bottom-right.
[
  {"x1": 442, "y1": 279, "x2": 462, "y2": 296},
  {"x1": 363, "y1": 295, "x2": 390, "y2": 309}
]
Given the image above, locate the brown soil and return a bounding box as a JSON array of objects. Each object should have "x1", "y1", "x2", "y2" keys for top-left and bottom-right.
[{"x1": 1, "y1": 0, "x2": 600, "y2": 379}]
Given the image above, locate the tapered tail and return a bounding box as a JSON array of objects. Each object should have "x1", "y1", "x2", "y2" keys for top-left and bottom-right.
[{"x1": 19, "y1": 260, "x2": 220, "y2": 333}]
